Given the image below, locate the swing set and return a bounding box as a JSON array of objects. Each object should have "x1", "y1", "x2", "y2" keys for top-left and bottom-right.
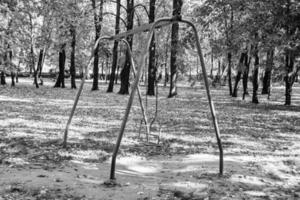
[{"x1": 62, "y1": 16, "x2": 224, "y2": 181}]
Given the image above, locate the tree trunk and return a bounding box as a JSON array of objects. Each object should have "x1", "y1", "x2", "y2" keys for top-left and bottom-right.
[
  {"x1": 227, "y1": 52, "x2": 232, "y2": 95},
  {"x1": 38, "y1": 48, "x2": 46, "y2": 85},
  {"x1": 54, "y1": 44, "x2": 66, "y2": 88},
  {"x1": 91, "y1": 0, "x2": 104, "y2": 91},
  {"x1": 147, "y1": 0, "x2": 156, "y2": 96},
  {"x1": 101, "y1": 61, "x2": 104, "y2": 79},
  {"x1": 36, "y1": 49, "x2": 44, "y2": 85},
  {"x1": 33, "y1": 68, "x2": 39, "y2": 88},
  {"x1": 242, "y1": 51, "x2": 250, "y2": 100},
  {"x1": 210, "y1": 49, "x2": 214, "y2": 78},
  {"x1": 29, "y1": 65, "x2": 33, "y2": 75},
  {"x1": 6, "y1": 50, "x2": 15, "y2": 87},
  {"x1": 16, "y1": 71, "x2": 19, "y2": 83},
  {"x1": 164, "y1": 63, "x2": 168, "y2": 87},
  {"x1": 70, "y1": 26, "x2": 77, "y2": 89},
  {"x1": 225, "y1": 6, "x2": 234, "y2": 96},
  {"x1": 252, "y1": 45, "x2": 259, "y2": 104},
  {"x1": 1, "y1": 71, "x2": 6, "y2": 85},
  {"x1": 217, "y1": 59, "x2": 221, "y2": 81},
  {"x1": 168, "y1": 0, "x2": 183, "y2": 98},
  {"x1": 232, "y1": 52, "x2": 246, "y2": 97},
  {"x1": 118, "y1": 0, "x2": 134, "y2": 95},
  {"x1": 107, "y1": 0, "x2": 120, "y2": 92},
  {"x1": 105, "y1": 56, "x2": 109, "y2": 83},
  {"x1": 164, "y1": 34, "x2": 169, "y2": 87},
  {"x1": 262, "y1": 49, "x2": 274, "y2": 95},
  {"x1": 30, "y1": 44, "x2": 39, "y2": 88},
  {"x1": 284, "y1": 50, "x2": 296, "y2": 105},
  {"x1": 79, "y1": 66, "x2": 84, "y2": 79},
  {"x1": 11, "y1": 71, "x2": 15, "y2": 87}
]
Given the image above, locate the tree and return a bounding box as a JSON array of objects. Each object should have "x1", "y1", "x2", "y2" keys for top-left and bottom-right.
[
  {"x1": 70, "y1": 24, "x2": 77, "y2": 89},
  {"x1": 168, "y1": 0, "x2": 183, "y2": 98},
  {"x1": 54, "y1": 43, "x2": 66, "y2": 88},
  {"x1": 0, "y1": 0, "x2": 17, "y2": 86},
  {"x1": 232, "y1": 50, "x2": 247, "y2": 97},
  {"x1": 118, "y1": 0, "x2": 134, "y2": 95},
  {"x1": 91, "y1": 0, "x2": 104, "y2": 91},
  {"x1": 282, "y1": 0, "x2": 299, "y2": 105},
  {"x1": 194, "y1": 0, "x2": 242, "y2": 96},
  {"x1": 51, "y1": 0, "x2": 84, "y2": 89},
  {"x1": 261, "y1": 49, "x2": 274, "y2": 95},
  {"x1": 252, "y1": 43, "x2": 259, "y2": 104},
  {"x1": 224, "y1": 4, "x2": 234, "y2": 96},
  {"x1": 147, "y1": 0, "x2": 156, "y2": 96},
  {"x1": 107, "y1": 0, "x2": 121, "y2": 93}
]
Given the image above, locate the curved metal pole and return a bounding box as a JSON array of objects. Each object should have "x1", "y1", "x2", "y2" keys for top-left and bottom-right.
[
  {"x1": 180, "y1": 19, "x2": 223, "y2": 175},
  {"x1": 63, "y1": 36, "x2": 111, "y2": 148},
  {"x1": 110, "y1": 18, "x2": 173, "y2": 180},
  {"x1": 120, "y1": 39, "x2": 150, "y2": 140}
]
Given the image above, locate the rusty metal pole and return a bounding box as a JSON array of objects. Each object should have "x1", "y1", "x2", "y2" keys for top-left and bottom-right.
[
  {"x1": 63, "y1": 36, "x2": 111, "y2": 148},
  {"x1": 180, "y1": 19, "x2": 223, "y2": 175}
]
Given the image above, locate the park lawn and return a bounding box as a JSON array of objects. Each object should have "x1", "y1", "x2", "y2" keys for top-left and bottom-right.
[{"x1": 0, "y1": 78, "x2": 300, "y2": 199}]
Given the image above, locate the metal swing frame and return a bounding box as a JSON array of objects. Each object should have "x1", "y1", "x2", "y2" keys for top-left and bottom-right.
[{"x1": 62, "y1": 17, "x2": 224, "y2": 181}]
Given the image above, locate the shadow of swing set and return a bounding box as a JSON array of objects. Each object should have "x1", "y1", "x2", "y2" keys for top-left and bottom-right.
[{"x1": 62, "y1": 16, "x2": 224, "y2": 182}]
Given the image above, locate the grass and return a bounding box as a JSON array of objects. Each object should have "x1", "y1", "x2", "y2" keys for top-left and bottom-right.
[{"x1": 0, "y1": 78, "x2": 300, "y2": 199}]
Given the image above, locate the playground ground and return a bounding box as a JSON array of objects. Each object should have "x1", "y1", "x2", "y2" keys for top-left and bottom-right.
[{"x1": 0, "y1": 78, "x2": 300, "y2": 199}]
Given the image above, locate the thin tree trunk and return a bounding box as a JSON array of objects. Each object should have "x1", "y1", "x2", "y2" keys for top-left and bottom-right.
[
  {"x1": 164, "y1": 34, "x2": 169, "y2": 87},
  {"x1": 217, "y1": 59, "x2": 221, "y2": 82},
  {"x1": 70, "y1": 25, "x2": 77, "y2": 89},
  {"x1": 6, "y1": 50, "x2": 15, "y2": 87},
  {"x1": 232, "y1": 52, "x2": 246, "y2": 97},
  {"x1": 38, "y1": 47, "x2": 46, "y2": 85},
  {"x1": 101, "y1": 61, "x2": 104, "y2": 79},
  {"x1": 210, "y1": 49, "x2": 214, "y2": 78},
  {"x1": 54, "y1": 44, "x2": 66, "y2": 88},
  {"x1": 16, "y1": 62, "x2": 19, "y2": 83},
  {"x1": 106, "y1": 56, "x2": 109, "y2": 83},
  {"x1": 36, "y1": 49, "x2": 44, "y2": 85},
  {"x1": 11, "y1": 71, "x2": 15, "y2": 87},
  {"x1": 242, "y1": 50, "x2": 250, "y2": 100},
  {"x1": 30, "y1": 44, "x2": 39, "y2": 88},
  {"x1": 0, "y1": 71, "x2": 6, "y2": 85},
  {"x1": 91, "y1": 0, "x2": 104, "y2": 91},
  {"x1": 118, "y1": 0, "x2": 134, "y2": 95},
  {"x1": 107, "y1": 0, "x2": 120, "y2": 92},
  {"x1": 252, "y1": 45, "x2": 259, "y2": 104},
  {"x1": 0, "y1": 54, "x2": 6, "y2": 85},
  {"x1": 227, "y1": 53, "x2": 232, "y2": 95},
  {"x1": 164, "y1": 63, "x2": 168, "y2": 87},
  {"x1": 284, "y1": 50, "x2": 296, "y2": 105},
  {"x1": 262, "y1": 49, "x2": 274, "y2": 94},
  {"x1": 168, "y1": 0, "x2": 183, "y2": 98},
  {"x1": 225, "y1": 6, "x2": 233, "y2": 95},
  {"x1": 147, "y1": 0, "x2": 156, "y2": 96}
]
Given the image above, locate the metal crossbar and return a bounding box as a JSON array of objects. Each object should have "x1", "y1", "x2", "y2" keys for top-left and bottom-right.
[{"x1": 107, "y1": 19, "x2": 174, "y2": 41}]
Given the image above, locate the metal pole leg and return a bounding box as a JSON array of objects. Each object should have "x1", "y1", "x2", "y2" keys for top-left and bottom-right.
[
  {"x1": 181, "y1": 19, "x2": 224, "y2": 175},
  {"x1": 63, "y1": 36, "x2": 111, "y2": 148},
  {"x1": 109, "y1": 21, "x2": 164, "y2": 180},
  {"x1": 63, "y1": 59, "x2": 91, "y2": 148},
  {"x1": 109, "y1": 18, "x2": 178, "y2": 180}
]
